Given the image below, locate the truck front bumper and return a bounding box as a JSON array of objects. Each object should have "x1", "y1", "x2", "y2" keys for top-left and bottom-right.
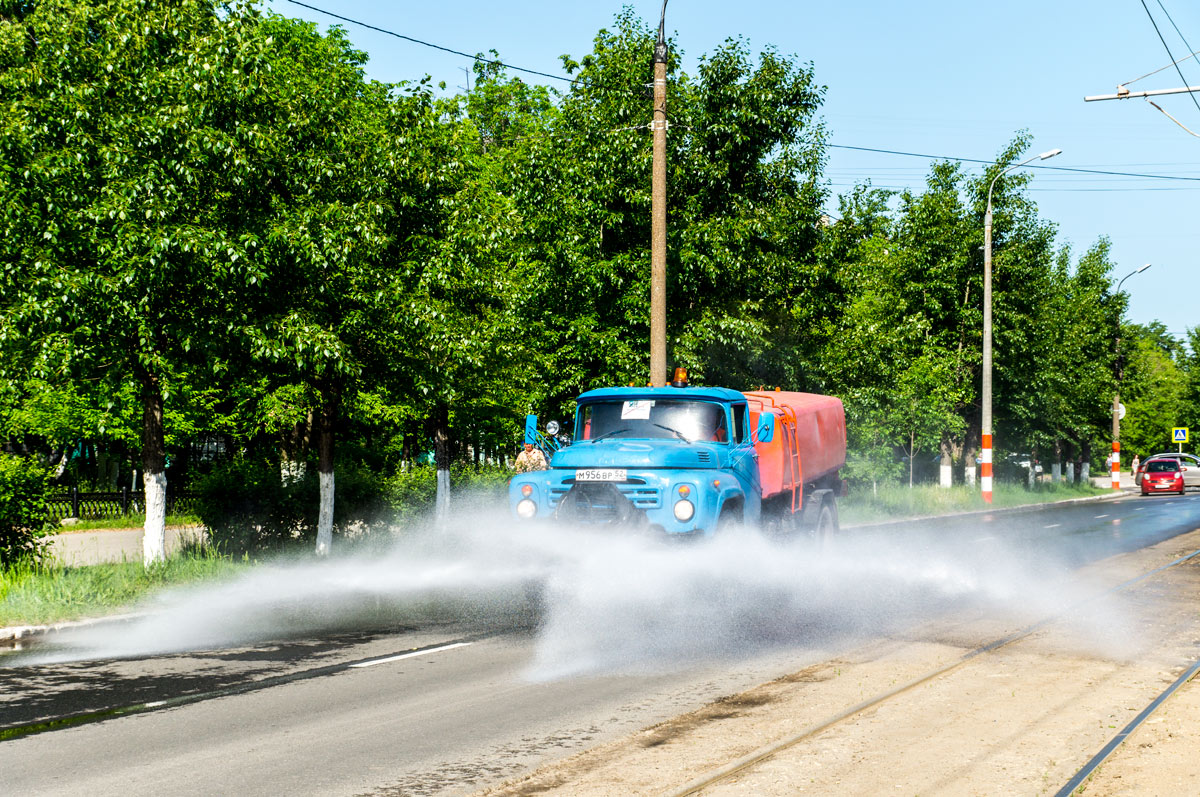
[{"x1": 509, "y1": 469, "x2": 738, "y2": 536}]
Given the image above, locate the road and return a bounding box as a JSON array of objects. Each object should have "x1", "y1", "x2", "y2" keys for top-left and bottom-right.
[{"x1": 3, "y1": 492, "x2": 1200, "y2": 796}]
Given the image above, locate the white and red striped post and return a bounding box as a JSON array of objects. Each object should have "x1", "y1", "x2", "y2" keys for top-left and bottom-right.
[
  {"x1": 981, "y1": 433, "x2": 993, "y2": 504},
  {"x1": 1111, "y1": 440, "x2": 1120, "y2": 490}
]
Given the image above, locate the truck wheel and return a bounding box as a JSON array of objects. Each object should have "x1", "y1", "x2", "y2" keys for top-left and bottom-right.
[{"x1": 814, "y1": 500, "x2": 838, "y2": 546}]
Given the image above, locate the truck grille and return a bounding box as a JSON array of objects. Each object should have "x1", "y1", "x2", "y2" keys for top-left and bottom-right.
[
  {"x1": 552, "y1": 482, "x2": 661, "y2": 525},
  {"x1": 550, "y1": 484, "x2": 661, "y2": 509}
]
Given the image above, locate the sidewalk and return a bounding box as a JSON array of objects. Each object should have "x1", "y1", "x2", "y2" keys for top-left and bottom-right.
[{"x1": 48, "y1": 525, "x2": 206, "y2": 566}]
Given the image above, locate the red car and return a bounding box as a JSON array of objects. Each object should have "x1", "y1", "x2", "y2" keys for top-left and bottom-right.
[{"x1": 1140, "y1": 458, "x2": 1185, "y2": 496}]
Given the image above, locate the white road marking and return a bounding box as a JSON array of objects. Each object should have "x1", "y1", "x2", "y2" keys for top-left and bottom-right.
[
  {"x1": 1094, "y1": 514, "x2": 1109, "y2": 519},
  {"x1": 1044, "y1": 524, "x2": 1061, "y2": 529},
  {"x1": 350, "y1": 642, "x2": 473, "y2": 668}
]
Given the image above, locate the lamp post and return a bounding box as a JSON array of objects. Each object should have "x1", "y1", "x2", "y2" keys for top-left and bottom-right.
[
  {"x1": 1111, "y1": 263, "x2": 1152, "y2": 490},
  {"x1": 982, "y1": 147, "x2": 1061, "y2": 503}
]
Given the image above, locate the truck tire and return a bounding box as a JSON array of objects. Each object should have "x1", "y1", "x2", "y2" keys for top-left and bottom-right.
[
  {"x1": 815, "y1": 498, "x2": 838, "y2": 545},
  {"x1": 800, "y1": 489, "x2": 837, "y2": 546}
]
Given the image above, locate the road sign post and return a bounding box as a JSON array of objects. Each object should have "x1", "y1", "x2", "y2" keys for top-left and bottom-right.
[{"x1": 1173, "y1": 427, "x2": 1188, "y2": 453}]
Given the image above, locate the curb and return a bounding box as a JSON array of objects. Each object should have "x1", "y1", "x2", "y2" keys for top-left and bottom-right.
[
  {"x1": 845, "y1": 488, "x2": 1137, "y2": 531},
  {"x1": 1, "y1": 612, "x2": 144, "y2": 643}
]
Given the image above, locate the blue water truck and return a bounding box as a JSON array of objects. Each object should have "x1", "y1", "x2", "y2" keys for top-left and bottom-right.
[{"x1": 508, "y1": 370, "x2": 847, "y2": 538}]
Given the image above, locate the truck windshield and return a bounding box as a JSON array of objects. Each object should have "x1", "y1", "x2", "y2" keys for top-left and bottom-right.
[{"x1": 577, "y1": 399, "x2": 728, "y2": 443}]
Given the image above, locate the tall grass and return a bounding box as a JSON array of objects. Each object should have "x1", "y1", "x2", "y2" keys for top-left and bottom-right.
[
  {"x1": 0, "y1": 545, "x2": 247, "y2": 627},
  {"x1": 840, "y1": 480, "x2": 1110, "y2": 526}
]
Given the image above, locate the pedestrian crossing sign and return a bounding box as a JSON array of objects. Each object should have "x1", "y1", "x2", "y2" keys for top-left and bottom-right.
[{"x1": 1173, "y1": 427, "x2": 1189, "y2": 443}]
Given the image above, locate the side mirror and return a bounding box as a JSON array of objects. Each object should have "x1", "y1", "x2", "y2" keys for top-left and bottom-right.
[{"x1": 756, "y1": 413, "x2": 775, "y2": 444}]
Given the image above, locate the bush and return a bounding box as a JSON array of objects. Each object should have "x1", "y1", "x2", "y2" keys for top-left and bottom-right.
[
  {"x1": 380, "y1": 463, "x2": 512, "y2": 520},
  {"x1": 0, "y1": 454, "x2": 53, "y2": 566},
  {"x1": 197, "y1": 458, "x2": 516, "y2": 554},
  {"x1": 195, "y1": 457, "x2": 310, "y2": 556},
  {"x1": 195, "y1": 458, "x2": 396, "y2": 555},
  {"x1": 381, "y1": 466, "x2": 437, "y2": 520}
]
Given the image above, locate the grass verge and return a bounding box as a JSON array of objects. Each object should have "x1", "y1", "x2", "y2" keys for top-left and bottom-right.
[
  {"x1": 0, "y1": 546, "x2": 248, "y2": 628},
  {"x1": 840, "y1": 481, "x2": 1112, "y2": 526}
]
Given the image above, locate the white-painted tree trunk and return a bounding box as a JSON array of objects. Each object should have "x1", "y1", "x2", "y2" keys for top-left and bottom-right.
[
  {"x1": 1052, "y1": 463, "x2": 1062, "y2": 482},
  {"x1": 143, "y1": 471, "x2": 167, "y2": 566},
  {"x1": 964, "y1": 464, "x2": 976, "y2": 486},
  {"x1": 436, "y1": 468, "x2": 450, "y2": 524},
  {"x1": 939, "y1": 464, "x2": 952, "y2": 488},
  {"x1": 1081, "y1": 462, "x2": 1090, "y2": 482},
  {"x1": 316, "y1": 470, "x2": 334, "y2": 555}
]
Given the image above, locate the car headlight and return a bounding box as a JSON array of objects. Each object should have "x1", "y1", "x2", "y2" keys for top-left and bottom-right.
[
  {"x1": 673, "y1": 499, "x2": 695, "y2": 522},
  {"x1": 516, "y1": 499, "x2": 537, "y2": 519}
]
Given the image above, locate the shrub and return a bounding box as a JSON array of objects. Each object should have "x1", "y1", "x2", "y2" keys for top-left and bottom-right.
[
  {"x1": 197, "y1": 458, "x2": 516, "y2": 553},
  {"x1": 0, "y1": 454, "x2": 53, "y2": 566},
  {"x1": 381, "y1": 466, "x2": 437, "y2": 520},
  {"x1": 195, "y1": 457, "x2": 310, "y2": 556},
  {"x1": 380, "y1": 463, "x2": 512, "y2": 521},
  {"x1": 195, "y1": 458, "x2": 396, "y2": 555}
]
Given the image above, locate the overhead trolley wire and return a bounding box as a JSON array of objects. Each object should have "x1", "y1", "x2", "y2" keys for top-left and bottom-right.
[
  {"x1": 829, "y1": 143, "x2": 1200, "y2": 181},
  {"x1": 286, "y1": 1, "x2": 1198, "y2": 186},
  {"x1": 287, "y1": 0, "x2": 575, "y2": 84},
  {"x1": 1140, "y1": 0, "x2": 1200, "y2": 116},
  {"x1": 286, "y1": 0, "x2": 654, "y2": 98}
]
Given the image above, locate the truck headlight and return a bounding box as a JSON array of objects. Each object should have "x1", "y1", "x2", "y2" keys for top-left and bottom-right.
[
  {"x1": 673, "y1": 499, "x2": 695, "y2": 522},
  {"x1": 516, "y1": 499, "x2": 537, "y2": 519}
]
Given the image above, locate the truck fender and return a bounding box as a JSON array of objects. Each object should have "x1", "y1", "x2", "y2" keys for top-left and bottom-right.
[{"x1": 714, "y1": 489, "x2": 746, "y2": 527}]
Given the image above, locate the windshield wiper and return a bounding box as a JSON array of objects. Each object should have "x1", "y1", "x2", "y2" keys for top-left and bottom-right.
[
  {"x1": 652, "y1": 423, "x2": 691, "y2": 442},
  {"x1": 590, "y1": 428, "x2": 629, "y2": 443}
]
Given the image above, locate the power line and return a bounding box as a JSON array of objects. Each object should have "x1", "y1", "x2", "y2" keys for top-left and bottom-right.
[
  {"x1": 286, "y1": 1, "x2": 1200, "y2": 185},
  {"x1": 829, "y1": 143, "x2": 1200, "y2": 181},
  {"x1": 286, "y1": 0, "x2": 574, "y2": 84},
  {"x1": 1141, "y1": 0, "x2": 1200, "y2": 116},
  {"x1": 825, "y1": 182, "x2": 1200, "y2": 193}
]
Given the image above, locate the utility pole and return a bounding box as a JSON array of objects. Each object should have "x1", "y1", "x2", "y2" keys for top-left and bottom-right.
[{"x1": 649, "y1": 0, "x2": 668, "y2": 386}]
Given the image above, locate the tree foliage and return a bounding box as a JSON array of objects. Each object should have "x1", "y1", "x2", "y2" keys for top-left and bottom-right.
[{"x1": 1, "y1": 1, "x2": 1196, "y2": 548}]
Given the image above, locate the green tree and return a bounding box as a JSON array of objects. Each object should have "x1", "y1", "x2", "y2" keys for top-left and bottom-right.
[
  {"x1": 0, "y1": 0, "x2": 287, "y2": 563},
  {"x1": 492, "y1": 11, "x2": 829, "y2": 422},
  {"x1": 235, "y1": 14, "x2": 397, "y2": 553},
  {"x1": 1121, "y1": 322, "x2": 1187, "y2": 458}
]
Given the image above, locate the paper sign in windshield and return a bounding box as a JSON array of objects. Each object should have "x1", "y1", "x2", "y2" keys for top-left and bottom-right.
[{"x1": 621, "y1": 400, "x2": 654, "y2": 420}]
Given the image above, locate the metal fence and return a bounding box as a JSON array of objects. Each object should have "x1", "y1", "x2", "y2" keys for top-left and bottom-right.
[{"x1": 46, "y1": 488, "x2": 200, "y2": 522}]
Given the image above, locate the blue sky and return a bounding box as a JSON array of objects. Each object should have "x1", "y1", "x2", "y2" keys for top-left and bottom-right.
[{"x1": 267, "y1": 0, "x2": 1198, "y2": 341}]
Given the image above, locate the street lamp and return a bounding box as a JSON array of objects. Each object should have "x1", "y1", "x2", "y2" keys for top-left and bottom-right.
[
  {"x1": 981, "y1": 147, "x2": 1061, "y2": 503},
  {"x1": 1111, "y1": 263, "x2": 1152, "y2": 490}
]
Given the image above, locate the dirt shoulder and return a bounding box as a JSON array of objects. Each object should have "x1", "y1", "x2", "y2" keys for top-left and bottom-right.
[{"x1": 480, "y1": 528, "x2": 1200, "y2": 796}]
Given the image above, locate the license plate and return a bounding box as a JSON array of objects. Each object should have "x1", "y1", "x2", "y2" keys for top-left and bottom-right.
[{"x1": 576, "y1": 469, "x2": 626, "y2": 482}]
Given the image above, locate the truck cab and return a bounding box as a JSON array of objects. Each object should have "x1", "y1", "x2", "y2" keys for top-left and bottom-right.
[{"x1": 509, "y1": 385, "x2": 760, "y2": 537}]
